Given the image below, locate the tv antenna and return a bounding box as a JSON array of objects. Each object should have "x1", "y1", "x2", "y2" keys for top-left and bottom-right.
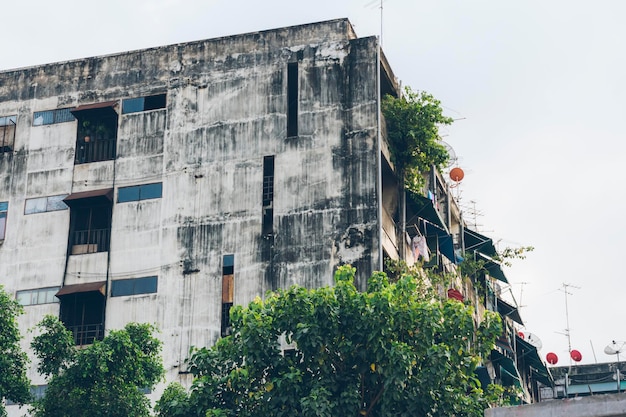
[
  {"x1": 364, "y1": 0, "x2": 388, "y2": 46},
  {"x1": 560, "y1": 283, "x2": 581, "y2": 364}
]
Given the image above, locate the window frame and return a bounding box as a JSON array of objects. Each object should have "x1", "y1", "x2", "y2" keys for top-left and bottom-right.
[
  {"x1": 117, "y1": 183, "x2": 163, "y2": 203},
  {"x1": 122, "y1": 94, "x2": 167, "y2": 114},
  {"x1": 24, "y1": 194, "x2": 69, "y2": 215},
  {"x1": 111, "y1": 276, "x2": 158, "y2": 297},
  {"x1": 0, "y1": 201, "x2": 7, "y2": 240},
  {"x1": 33, "y1": 108, "x2": 75, "y2": 126},
  {"x1": 16, "y1": 287, "x2": 61, "y2": 306}
]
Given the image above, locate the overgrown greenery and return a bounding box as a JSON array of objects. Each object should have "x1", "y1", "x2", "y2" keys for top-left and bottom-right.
[
  {"x1": 0, "y1": 285, "x2": 31, "y2": 417},
  {"x1": 382, "y1": 86, "x2": 453, "y2": 192},
  {"x1": 30, "y1": 317, "x2": 164, "y2": 417},
  {"x1": 156, "y1": 265, "x2": 502, "y2": 417}
]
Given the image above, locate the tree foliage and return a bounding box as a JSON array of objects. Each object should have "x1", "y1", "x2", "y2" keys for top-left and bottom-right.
[
  {"x1": 382, "y1": 87, "x2": 453, "y2": 192},
  {"x1": 0, "y1": 285, "x2": 31, "y2": 417},
  {"x1": 156, "y1": 265, "x2": 502, "y2": 417},
  {"x1": 31, "y1": 317, "x2": 164, "y2": 417}
]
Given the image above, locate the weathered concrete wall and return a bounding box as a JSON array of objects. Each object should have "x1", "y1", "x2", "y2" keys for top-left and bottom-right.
[
  {"x1": 486, "y1": 393, "x2": 626, "y2": 417},
  {"x1": 0, "y1": 18, "x2": 384, "y2": 414}
]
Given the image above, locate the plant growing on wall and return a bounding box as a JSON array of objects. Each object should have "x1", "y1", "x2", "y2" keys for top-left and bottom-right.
[
  {"x1": 156, "y1": 265, "x2": 502, "y2": 417},
  {"x1": 382, "y1": 87, "x2": 453, "y2": 193}
]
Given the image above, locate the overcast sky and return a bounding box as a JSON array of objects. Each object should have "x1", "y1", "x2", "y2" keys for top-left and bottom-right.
[{"x1": 2, "y1": 0, "x2": 624, "y2": 366}]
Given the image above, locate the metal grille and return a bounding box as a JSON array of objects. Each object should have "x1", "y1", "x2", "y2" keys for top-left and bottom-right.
[
  {"x1": 75, "y1": 138, "x2": 116, "y2": 164},
  {"x1": 70, "y1": 228, "x2": 110, "y2": 253}
]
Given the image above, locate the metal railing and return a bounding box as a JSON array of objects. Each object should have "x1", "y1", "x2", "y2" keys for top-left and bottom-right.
[
  {"x1": 75, "y1": 138, "x2": 116, "y2": 164},
  {"x1": 67, "y1": 323, "x2": 104, "y2": 346},
  {"x1": 70, "y1": 228, "x2": 110, "y2": 253}
]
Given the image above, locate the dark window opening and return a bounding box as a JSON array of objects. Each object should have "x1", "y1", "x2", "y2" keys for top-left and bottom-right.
[
  {"x1": 0, "y1": 201, "x2": 7, "y2": 240},
  {"x1": 122, "y1": 94, "x2": 167, "y2": 114},
  {"x1": 221, "y1": 254, "x2": 234, "y2": 337},
  {"x1": 111, "y1": 276, "x2": 158, "y2": 297},
  {"x1": 59, "y1": 291, "x2": 105, "y2": 346},
  {"x1": 64, "y1": 193, "x2": 113, "y2": 255},
  {"x1": 262, "y1": 156, "x2": 275, "y2": 236},
  {"x1": 287, "y1": 62, "x2": 298, "y2": 137},
  {"x1": 118, "y1": 183, "x2": 163, "y2": 203},
  {"x1": 73, "y1": 105, "x2": 118, "y2": 164},
  {"x1": 0, "y1": 115, "x2": 16, "y2": 153}
]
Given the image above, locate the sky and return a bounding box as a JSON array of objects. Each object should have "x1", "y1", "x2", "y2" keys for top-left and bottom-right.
[{"x1": 1, "y1": 0, "x2": 624, "y2": 366}]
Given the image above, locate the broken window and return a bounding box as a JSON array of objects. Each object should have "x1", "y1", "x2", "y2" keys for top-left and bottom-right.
[
  {"x1": 111, "y1": 276, "x2": 158, "y2": 297},
  {"x1": 221, "y1": 254, "x2": 234, "y2": 337},
  {"x1": 24, "y1": 194, "x2": 69, "y2": 215},
  {"x1": 0, "y1": 115, "x2": 16, "y2": 153},
  {"x1": 118, "y1": 183, "x2": 163, "y2": 202},
  {"x1": 262, "y1": 156, "x2": 275, "y2": 236},
  {"x1": 16, "y1": 287, "x2": 60, "y2": 306},
  {"x1": 72, "y1": 102, "x2": 119, "y2": 164},
  {"x1": 0, "y1": 201, "x2": 7, "y2": 240},
  {"x1": 287, "y1": 62, "x2": 298, "y2": 137},
  {"x1": 122, "y1": 94, "x2": 167, "y2": 114},
  {"x1": 33, "y1": 108, "x2": 75, "y2": 126},
  {"x1": 63, "y1": 190, "x2": 113, "y2": 255},
  {"x1": 57, "y1": 282, "x2": 106, "y2": 345}
]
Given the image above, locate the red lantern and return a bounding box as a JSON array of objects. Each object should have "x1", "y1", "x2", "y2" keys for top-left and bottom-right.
[
  {"x1": 449, "y1": 167, "x2": 465, "y2": 182},
  {"x1": 546, "y1": 352, "x2": 558, "y2": 365},
  {"x1": 570, "y1": 349, "x2": 582, "y2": 362}
]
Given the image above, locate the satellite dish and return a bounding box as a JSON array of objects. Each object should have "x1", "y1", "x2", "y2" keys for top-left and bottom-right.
[
  {"x1": 605, "y1": 341, "x2": 626, "y2": 355},
  {"x1": 441, "y1": 141, "x2": 458, "y2": 168},
  {"x1": 520, "y1": 332, "x2": 543, "y2": 350}
]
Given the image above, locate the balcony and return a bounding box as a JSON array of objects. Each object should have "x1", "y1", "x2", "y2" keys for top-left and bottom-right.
[
  {"x1": 70, "y1": 228, "x2": 111, "y2": 254},
  {"x1": 75, "y1": 138, "x2": 116, "y2": 164},
  {"x1": 67, "y1": 323, "x2": 104, "y2": 346}
]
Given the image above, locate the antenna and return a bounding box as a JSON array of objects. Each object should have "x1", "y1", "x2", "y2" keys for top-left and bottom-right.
[{"x1": 560, "y1": 282, "x2": 581, "y2": 364}]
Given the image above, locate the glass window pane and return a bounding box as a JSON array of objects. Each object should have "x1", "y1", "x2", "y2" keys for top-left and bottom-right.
[
  {"x1": 118, "y1": 186, "x2": 141, "y2": 203},
  {"x1": 0, "y1": 213, "x2": 6, "y2": 240},
  {"x1": 139, "y1": 183, "x2": 162, "y2": 200},
  {"x1": 25, "y1": 198, "x2": 47, "y2": 214},
  {"x1": 0, "y1": 201, "x2": 8, "y2": 211},
  {"x1": 46, "y1": 195, "x2": 69, "y2": 212},
  {"x1": 134, "y1": 276, "x2": 158, "y2": 294},
  {"x1": 16, "y1": 291, "x2": 31, "y2": 306},
  {"x1": 54, "y1": 108, "x2": 75, "y2": 123},
  {"x1": 144, "y1": 94, "x2": 166, "y2": 111},
  {"x1": 111, "y1": 280, "x2": 134, "y2": 297},
  {"x1": 122, "y1": 97, "x2": 145, "y2": 114},
  {"x1": 33, "y1": 111, "x2": 53, "y2": 126}
]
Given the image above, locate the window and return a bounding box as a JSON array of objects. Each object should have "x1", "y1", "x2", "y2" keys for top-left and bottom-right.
[
  {"x1": 122, "y1": 94, "x2": 167, "y2": 114},
  {"x1": 111, "y1": 276, "x2": 158, "y2": 297},
  {"x1": 16, "y1": 287, "x2": 60, "y2": 306},
  {"x1": 118, "y1": 183, "x2": 163, "y2": 203},
  {"x1": 73, "y1": 103, "x2": 119, "y2": 164},
  {"x1": 287, "y1": 62, "x2": 298, "y2": 137},
  {"x1": 5, "y1": 385, "x2": 47, "y2": 405},
  {"x1": 0, "y1": 115, "x2": 16, "y2": 153},
  {"x1": 262, "y1": 156, "x2": 274, "y2": 236},
  {"x1": 24, "y1": 195, "x2": 68, "y2": 214},
  {"x1": 0, "y1": 201, "x2": 7, "y2": 240},
  {"x1": 221, "y1": 254, "x2": 234, "y2": 337},
  {"x1": 33, "y1": 108, "x2": 75, "y2": 126},
  {"x1": 58, "y1": 282, "x2": 106, "y2": 345},
  {"x1": 64, "y1": 190, "x2": 113, "y2": 254}
]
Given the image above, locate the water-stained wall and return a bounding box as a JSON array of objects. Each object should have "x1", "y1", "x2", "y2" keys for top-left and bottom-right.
[{"x1": 0, "y1": 18, "x2": 384, "y2": 403}]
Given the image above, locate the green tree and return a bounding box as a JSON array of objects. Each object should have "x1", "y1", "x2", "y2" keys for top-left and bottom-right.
[
  {"x1": 31, "y1": 317, "x2": 164, "y2": 417},
  {"x1": 382, "y1": 87, "x2": 453, "y2": 192},
  {"x1": 0, "y1": 285, "x2": 31, "y2": 417},
  {"x1": 156, "y1": 265, "x2": 501, "y2": 417}
]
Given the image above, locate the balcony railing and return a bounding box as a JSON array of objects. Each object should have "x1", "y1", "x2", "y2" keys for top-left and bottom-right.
[
  {"x1": 67, "y1": 323, "x2": 104, "y2": 346},
  {"x1": 70, "y1": 228, "x2": 110, "y2": 254},
  {"x1": 75, "y1": 137, "x2": 116, "y2": 164}
]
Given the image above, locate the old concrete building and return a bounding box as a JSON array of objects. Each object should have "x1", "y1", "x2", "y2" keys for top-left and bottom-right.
[
  {"x1": 0, "y1": 18, "x2": 406, "y2": 413},
  {"x1": 0, "y1": 18, "x2": 550, "y2": 414}
]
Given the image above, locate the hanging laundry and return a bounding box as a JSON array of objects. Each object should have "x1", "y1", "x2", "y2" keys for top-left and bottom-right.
[{"x1": 412, "y1": 235, "x2": 430, "y2": 262}]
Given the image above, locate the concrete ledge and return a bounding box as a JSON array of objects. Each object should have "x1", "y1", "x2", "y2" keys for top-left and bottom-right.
[{"x1": 485, "y1": 393, "x2": 626, "y2": 417}]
